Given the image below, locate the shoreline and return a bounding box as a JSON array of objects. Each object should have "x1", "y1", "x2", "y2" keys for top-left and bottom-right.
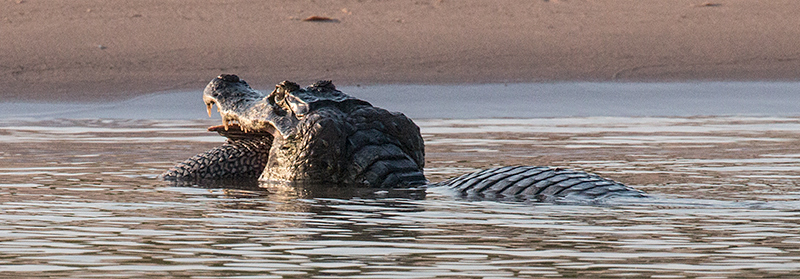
[
  {"x1": 3, "y1": 82, "x2": 799, "y2": 120},
  {"x1": 3, "y1": 0, "x2": 800, "y2": 102}
]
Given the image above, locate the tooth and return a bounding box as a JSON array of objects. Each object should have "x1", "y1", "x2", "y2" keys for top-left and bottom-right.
[{"x1": 206, "y1": 103, "x2": 213, "y2": 117}]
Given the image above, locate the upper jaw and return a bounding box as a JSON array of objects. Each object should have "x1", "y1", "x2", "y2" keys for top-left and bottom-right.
[
  {"x1": 202, "y1": 74, "x2": 299, "y2": 139},
  {"x1": 202, "y1": 74, "x2": 255, "y2": 131}
]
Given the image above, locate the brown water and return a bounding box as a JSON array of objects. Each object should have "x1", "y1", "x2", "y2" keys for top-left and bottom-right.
[{"x1": 2, "y1": 116, "x2": 800, "y2": 278}]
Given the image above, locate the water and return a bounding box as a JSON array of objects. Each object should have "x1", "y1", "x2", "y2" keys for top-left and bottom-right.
[{"x1": 3, "y1": 83, "x2": 800, "y2": 278}]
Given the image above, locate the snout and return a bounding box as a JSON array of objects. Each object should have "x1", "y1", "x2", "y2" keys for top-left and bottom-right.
[
  {"x1": 205, "y1": 74, "x2": 249, "y2": 95},
  {"x1": 218, "y1": 74, "x2": 240, "y2": 83},
  {"x1": 203, "y1": 74, "x2": 252, "y2": 117}
]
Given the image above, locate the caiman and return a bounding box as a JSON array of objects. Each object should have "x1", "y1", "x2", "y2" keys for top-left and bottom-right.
[{"x1": 163, "y1": 74, "x2": 645, "y2": 202}]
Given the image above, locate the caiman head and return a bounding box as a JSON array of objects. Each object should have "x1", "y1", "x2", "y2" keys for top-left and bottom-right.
[{"x1": 164, "y1": 74, "x2": 426, "y2": 188}]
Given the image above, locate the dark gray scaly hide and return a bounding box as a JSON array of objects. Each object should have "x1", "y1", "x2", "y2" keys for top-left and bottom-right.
[{"x1": 163, "y1": 75, "x2": 646, "y2": 202}]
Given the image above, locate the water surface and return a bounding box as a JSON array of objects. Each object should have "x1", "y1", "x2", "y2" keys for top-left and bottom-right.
[{"x1": 2, "y1": 83, "x2": 800, "y2": 278}]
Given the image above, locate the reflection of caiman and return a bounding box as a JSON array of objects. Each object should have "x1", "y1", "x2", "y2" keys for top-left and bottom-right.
[{"x1": 163, "y1": 75, "x2": 645, "y2": 202}]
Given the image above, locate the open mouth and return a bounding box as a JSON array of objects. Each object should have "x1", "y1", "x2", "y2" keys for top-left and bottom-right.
[
  {"x1": 204, "y1": 99, "x2": 279, "y2": 140},
  {"x1": 203, "y1": 95, "x2": 247, "y2": 132},
  {"x1": 202, "y1": 74, "x2": 297, "y2": 140}
]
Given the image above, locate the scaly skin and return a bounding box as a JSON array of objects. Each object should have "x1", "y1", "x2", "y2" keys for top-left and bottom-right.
[
  {"x1": 433, "y1": 166, "x2": 644, "y2": 202},
  {"x1": 163, "y1": 75, "x2": 646, "y2": 201},
  {"x1": 164, "y1": 75, "x2": 426, "y2": 187},
  {"x1": 162, "y1": 137, "x2": 270, "y2": 182},
  {"x1": 162, "y1": 124, "x2": 273, "y2": 184}
]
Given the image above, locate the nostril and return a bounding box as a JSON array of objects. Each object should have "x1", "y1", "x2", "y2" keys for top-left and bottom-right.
[{"x1": 218, "y1": 74, "x2": 240, "y2": 83}]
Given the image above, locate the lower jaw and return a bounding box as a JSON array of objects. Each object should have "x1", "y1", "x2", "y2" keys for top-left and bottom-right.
[{"x1": 208, "y1": 124, "x2": 275, "y2": 141}]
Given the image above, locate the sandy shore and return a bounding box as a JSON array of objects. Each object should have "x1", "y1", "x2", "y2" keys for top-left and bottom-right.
[{"x1": 3, "y1": 0, "x2": 800, "y2": 102}]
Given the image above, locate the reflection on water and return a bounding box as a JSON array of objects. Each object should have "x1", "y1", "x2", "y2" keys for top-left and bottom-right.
[{"x1": 2, "y1": 117, "x2": 800, "y2": 278}]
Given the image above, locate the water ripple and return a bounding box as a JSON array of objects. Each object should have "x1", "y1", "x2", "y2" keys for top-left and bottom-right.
[{"x1": 2, "y1": 117, "x2": 800, "y2": 277}]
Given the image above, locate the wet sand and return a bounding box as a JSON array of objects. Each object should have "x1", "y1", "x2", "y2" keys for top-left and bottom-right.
[{"x1": 3, "y1": 0, "x2": 800, "y2": 102}]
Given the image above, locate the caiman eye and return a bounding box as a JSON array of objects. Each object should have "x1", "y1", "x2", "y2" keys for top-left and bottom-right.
[
  {"x1": 274, "y1": 89, "x2": 285, "y2": 104},
  {"x1": 269, "y1": 81, "x2": 302, "y2": 116},
  {"x1": 268, "y1": 86, "x2": 285, "y2": 105}
]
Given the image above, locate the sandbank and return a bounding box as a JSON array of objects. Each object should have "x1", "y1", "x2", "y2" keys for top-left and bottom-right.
[{"x1": 2, "y1": 0, "x2": 800, "y2": 102}]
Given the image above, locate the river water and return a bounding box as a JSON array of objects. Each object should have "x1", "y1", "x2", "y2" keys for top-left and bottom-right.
[{"x1": 2, "y1": 83, "x2": 800, "y2": 278}]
